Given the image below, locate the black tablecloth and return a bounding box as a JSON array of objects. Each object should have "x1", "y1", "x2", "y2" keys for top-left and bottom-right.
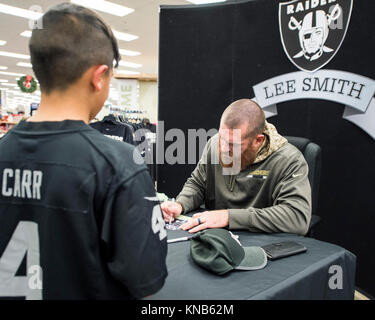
[{"x1": 150, "y1": 229, "x2": 356, "y2": 300}]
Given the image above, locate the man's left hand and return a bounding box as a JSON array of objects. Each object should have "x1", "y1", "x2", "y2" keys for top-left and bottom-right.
[{"x1": 180, "y1": 210, "x2": 229, "y2": 233}]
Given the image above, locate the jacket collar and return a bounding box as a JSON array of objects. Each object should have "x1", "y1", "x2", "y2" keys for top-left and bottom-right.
[{"x1": 253, "y1": 121, "x2": 288, "y2": 164}]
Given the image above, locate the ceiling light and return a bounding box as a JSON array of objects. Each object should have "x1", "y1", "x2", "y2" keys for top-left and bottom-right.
[
  {"x1": 113, "y1": 30, "x2": 138, "y2": 42},
  {"x1": 0, "y1": 79, "x2": 8, "y2": 82},
  {"x1": 119, "y1": 49, "x2": 141, "y2": 57},
  {"x1": 0, "y1": 71, "x2": 25, "y2": 77},
  {"x1": 20, "y1": 30, "x2": 32, "y2": 38},
  {"x1": 0, "y1": 66, "x2": 7, "y2": 70},
  {"x1": 71, "y1": 0, "x2": 134, "y2": 17},
  {"x1": 116, "y1": 70, "x2": 141, "y2": 75},
  {"x1": 2, "y1": 83, "x2": 17, "y2": 87},
  {"x1": 0, "y1": 40, "x2": 6, "y2": 46},
  {"x1": 0, "y1": 51, "x2": 30, "y2": 60},
  {"x1": 185, "y1": 0, "x2": 226, "y2": 4},
  {"x1": 0, "y1": 87, "x2": 9, "y2": 91},
  {"x1": 119, "y1": 61, "x2": 142, "y2": 69},
  {"x1": 0, "y1": 3, "x2": 43, "y2": 20},
  {"x1": 17, "y1": 62, "x2": 33, "y2": 68}
]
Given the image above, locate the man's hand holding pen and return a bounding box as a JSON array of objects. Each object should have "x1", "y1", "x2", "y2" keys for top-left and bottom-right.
[{"x1": 161, "y1": 200, "x2": 183, "y2": 223}]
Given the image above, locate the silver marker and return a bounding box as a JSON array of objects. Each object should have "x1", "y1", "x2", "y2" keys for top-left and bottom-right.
[{"x1": 169, "y1": 198, "x2": 175, "y2": 224}]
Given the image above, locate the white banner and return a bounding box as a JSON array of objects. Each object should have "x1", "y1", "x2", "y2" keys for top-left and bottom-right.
[
  {"x1": 116, "y1": 79, "x2": 139, "y2": 109},
  {"x1": 342, "y1": 97, "x2": 375, "y2": 140},
  {"x1": 252, "y1": 70, "x2": 375, "y2": 139}
]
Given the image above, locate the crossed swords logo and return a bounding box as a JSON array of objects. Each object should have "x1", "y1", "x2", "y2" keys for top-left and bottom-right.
[{"x1": 288, "y1": 4, "x2": 342, "y2": 61}]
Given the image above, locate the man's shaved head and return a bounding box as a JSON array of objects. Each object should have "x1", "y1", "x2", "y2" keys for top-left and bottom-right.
[{"x1": 221, "y1": 99, "x2": 265, "y2": 138}]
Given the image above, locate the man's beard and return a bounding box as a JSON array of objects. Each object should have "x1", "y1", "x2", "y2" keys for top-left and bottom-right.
[{"x1": 219, "y1": 143, "x2": 257, "y2": 172}]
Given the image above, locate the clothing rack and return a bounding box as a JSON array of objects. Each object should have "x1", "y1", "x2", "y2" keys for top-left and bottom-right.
[
  {"x1": 94, "y1": 108, "x2": 157, "y2": 183},
  {"x1": 124, "y1": 109, "x2": 147, "y2": 124},
  {"x1": 122, "y1": 110, "x2": 157, "y2": 183},
  {"x1": 108, "y1": 107, "x2": 148, "y2": 124}
]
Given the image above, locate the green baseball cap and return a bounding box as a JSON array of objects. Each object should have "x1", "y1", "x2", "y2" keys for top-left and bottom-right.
[{"x1": 190, "y1": 228, "x2": 267, "y2": 275}]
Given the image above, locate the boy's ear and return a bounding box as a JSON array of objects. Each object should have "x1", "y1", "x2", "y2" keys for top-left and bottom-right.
[{"x1": 91, "y1": 65, "x2": 109, "y2": 92}]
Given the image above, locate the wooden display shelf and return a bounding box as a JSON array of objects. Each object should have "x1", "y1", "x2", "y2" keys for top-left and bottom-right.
[
  {"x1": 113, "y1": 73, "x2": 158, "y2": 82},
  {"x1": 0, "y1": 121, "x2": 18, "y2": 125}
]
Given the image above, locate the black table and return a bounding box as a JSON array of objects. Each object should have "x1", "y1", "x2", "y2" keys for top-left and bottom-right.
[{"x1": 150, "y1": 229, "x2": 356, "y2": 300}]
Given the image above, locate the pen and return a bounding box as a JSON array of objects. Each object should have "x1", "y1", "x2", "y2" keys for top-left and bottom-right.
[
  {"x1": 169, "y1": 198, "x2": 175, "y2": 224},
  {"x1": 167, "y1": 237, "x2": 189, "y2": 243}
]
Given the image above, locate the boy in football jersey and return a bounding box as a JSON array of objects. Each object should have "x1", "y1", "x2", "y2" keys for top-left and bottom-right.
[{"x1": 0, "y1": 3, "x2": 167, "y2": 300}]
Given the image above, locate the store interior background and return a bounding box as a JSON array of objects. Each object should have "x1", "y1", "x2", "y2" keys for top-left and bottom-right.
[
  {"x1": 0, "y1": 0, "x2": 373, "y2": 300},
  {"x1": 0, "y1": 0, "x2": 192, "y2": 124}
]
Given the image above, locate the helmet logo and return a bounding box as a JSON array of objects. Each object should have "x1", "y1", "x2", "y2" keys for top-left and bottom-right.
[{"x1": 279, "y1": 0, "x2": 353, "y2": 73}]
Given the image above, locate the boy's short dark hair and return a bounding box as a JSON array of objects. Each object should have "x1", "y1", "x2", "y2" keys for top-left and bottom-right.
[{"x1": 29, "y1": 3, "x2": 121, "y2": 94}]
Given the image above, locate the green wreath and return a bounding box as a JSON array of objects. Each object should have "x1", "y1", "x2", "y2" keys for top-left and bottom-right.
[{"x1": 17, "y1": 75, "x2": 37, "y2": 93}]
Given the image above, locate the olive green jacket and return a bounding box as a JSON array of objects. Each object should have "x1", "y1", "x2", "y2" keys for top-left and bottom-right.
[{"x1": 176, "y1": 122, "x2": 312, "y2": 236}]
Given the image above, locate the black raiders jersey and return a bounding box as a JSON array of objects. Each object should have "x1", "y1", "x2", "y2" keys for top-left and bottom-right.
[
  {"x1": 0, "y1": 120, "x2": 167, "y2": 300},
  {"x1": 90, "y1": 117, "x2": 134, "y2": 145}
]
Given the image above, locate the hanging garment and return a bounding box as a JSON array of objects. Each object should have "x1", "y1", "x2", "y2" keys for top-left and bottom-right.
[{"x1": 90, "y1": 114, "x2": 135, "y2": 145}]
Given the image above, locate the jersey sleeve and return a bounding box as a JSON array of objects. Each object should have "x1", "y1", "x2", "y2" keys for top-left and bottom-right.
[
  {"x1": 100, "y1": 168, "x2": 168, "y2": 299},
  {"x1": 123, "y1": 124, "x2": 135, "y2": 145}
]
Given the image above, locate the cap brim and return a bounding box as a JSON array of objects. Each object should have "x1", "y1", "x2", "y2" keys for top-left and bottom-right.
[{"x1": 235, "y1": 247, "x2": 267, "y2": 271}]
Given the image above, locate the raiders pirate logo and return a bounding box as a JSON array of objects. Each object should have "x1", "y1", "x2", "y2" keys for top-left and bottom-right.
[{"x1": 279, "y1": 0, "x2": 353, "y2": 73}]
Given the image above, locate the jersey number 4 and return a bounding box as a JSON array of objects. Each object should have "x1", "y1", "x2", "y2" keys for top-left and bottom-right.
[
  {"x1": 152, "y1": 205, "x2": 167, "y2": 241},
  {"x1": 0, "y1": 221, "x2": 43, "y2": 300}
]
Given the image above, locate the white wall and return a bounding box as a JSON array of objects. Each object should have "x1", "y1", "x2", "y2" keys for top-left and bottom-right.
[{"x1": 138, "y1": 81, "x2": 158, "y2": 123}]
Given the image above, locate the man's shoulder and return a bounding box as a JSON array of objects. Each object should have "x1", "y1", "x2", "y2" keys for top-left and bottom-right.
[
  {"x1": 279, "y1": 142, "x2": 302, "y2": 155},
  {"x1": 197, "y1": 133, "x2": 219, "y2": 162},
  {"x1": 205, "y1": 133, "x2": 219, "y2": 149},
  {"x1": 269, "y1": 142, "x2": 306, "y2": 164}
]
